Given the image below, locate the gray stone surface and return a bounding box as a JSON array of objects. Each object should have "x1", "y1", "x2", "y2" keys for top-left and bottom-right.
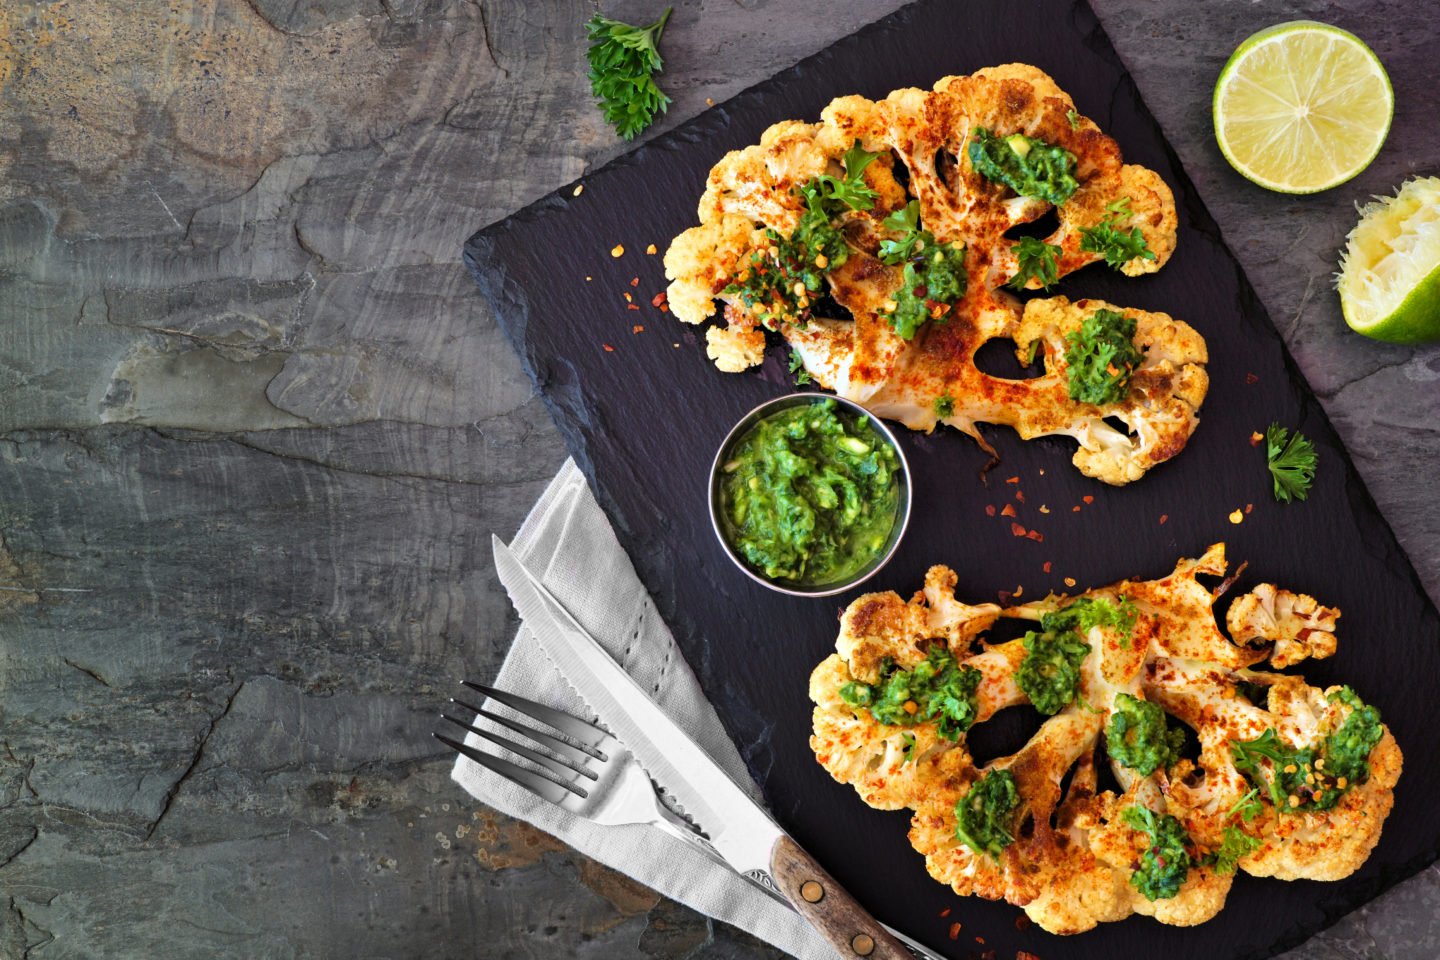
[{"x1": 0, "y1": 1, "x2": 1434, "y2": 958}]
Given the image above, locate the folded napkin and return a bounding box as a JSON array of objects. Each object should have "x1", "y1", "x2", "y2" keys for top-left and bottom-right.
[{"x1": 453, "y1": 458, "x2": 833, "y2": 959}]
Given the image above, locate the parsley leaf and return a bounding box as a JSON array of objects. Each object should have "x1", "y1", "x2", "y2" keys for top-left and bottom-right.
[
  {"x1": 807, "y1": 141, "x2": 881, "y2": 213},
  {"x1": 879, "y1": 201, "x2": 926, "y2": 264},
  {"x1": 585, "y1": 9, "x2": 673, "y2": 141},
  {"x1": 933, "y1": 393, "x2": 955, "y2": 419},
  {"x1": 1066, "y1": 108, "x2": 1082, "y2": 130},
  {"x1": 1226, "y1": 787, "x2": 1263, "y2": 823},
  {"x1": 1079, "y1": 216, "x2": 1157, "y2": 269},
  {"x1": 1008, "y1": 236, "x2": 1062, "y2": 291},
  {"x1": 1062, "y1": 308, "x2": 1144, "y2": 405},
  {"x1": 787, "y1": 348, "x2": 812, "y2": 386},
  {"x1": 1265, "y1": 422, "x2": 1317, "y2": 503},
  {"x1": 1209, "y1": 825, "x2": 1260, "y2": 875},
  {"x1": 901, "y1": 732, "x2": 917, "y2": 765},
  {"x1": 876, "y1": 201, "x2": 966, "y2": 339}
]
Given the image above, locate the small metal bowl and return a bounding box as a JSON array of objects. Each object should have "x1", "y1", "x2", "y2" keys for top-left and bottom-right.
[{"x1": 708, "y1": 393, "x2": 912, "y2": 597}]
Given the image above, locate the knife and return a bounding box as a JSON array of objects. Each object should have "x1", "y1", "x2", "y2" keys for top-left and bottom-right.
[{"x1": 492, "y1": 536, "x2": 917, "y2": 960}]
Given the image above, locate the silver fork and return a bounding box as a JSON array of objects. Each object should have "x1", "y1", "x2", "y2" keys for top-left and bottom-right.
[
  {"x1": 435, "y1": 680, "x2": 718, "y2": 859},
  {"x1": 437, "y1": 681, "x2": 944, "y2": 960}
]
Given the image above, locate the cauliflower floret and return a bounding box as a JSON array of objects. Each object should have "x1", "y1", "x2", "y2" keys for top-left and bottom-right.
[
  {"x1": 703, "y1": 323, "x2": 765, "y2": 373},
  {"x1": 1226, "y1": 583, "x2": 1340, "y2": 669},
  {"x1": 663, "y1": 215, "x2": 765, "y2": 326}
]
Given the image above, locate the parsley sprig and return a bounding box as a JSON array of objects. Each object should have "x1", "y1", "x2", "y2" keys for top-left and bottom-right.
[
  {"x1": 585, "y1": 9, "x2": 673, "y2": 141},
  {"x1": 1008, "y1": 236, "x2": 1062, "y2": 290},
  {"x1": 1265, "y1": 423, "x2": 1317, "y2": 503},
  {"x1": 1063, "y1": 308, "x2": 1144, "y2": 406},
  {"x1": 878, "y1": 200, "x2": 967, "y2": 340},
  {"x1": 1079, "y1": 197, "x2": 1157, "y2": 269},
  {"x1": 787, "y1": 348, "x2": 812, "y2": 386}
]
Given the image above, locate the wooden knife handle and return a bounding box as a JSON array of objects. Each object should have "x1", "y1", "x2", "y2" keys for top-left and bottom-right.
[{"x1": 769, "y1": 833, "x2": 910, "y2": 959}]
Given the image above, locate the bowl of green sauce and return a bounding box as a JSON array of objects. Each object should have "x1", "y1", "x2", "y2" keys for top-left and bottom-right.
[{"x1": 709, "y1": 394, "x2": 911, "y2": 597}]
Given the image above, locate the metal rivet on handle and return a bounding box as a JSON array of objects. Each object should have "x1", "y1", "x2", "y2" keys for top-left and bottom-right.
[
  {"x1": 851, "y1": 933, "x2": 875, "y2": 956},
  {"x1": 800, "y1": 880, "x2": 824, "y2": 903}
]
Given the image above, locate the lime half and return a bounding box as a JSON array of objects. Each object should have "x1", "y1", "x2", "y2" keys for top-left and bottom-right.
[
  {"x1": 1338, "y1": 176, "x2": 1440, "y2": 344},
  {"x1": 1213, "y1": 21, "x2": 1392, "y2": 194}
]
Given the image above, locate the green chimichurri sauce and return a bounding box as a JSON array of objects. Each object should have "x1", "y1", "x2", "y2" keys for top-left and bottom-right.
[{"x1": 720, "y1": 399, "x2": 900, "y2": 585}]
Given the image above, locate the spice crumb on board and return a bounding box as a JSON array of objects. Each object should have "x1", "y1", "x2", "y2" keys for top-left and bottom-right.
[
  {"x1": 1082, "y1": 495, "x2": 1094, "y2": 504},
  {"x1": 646, "y1": 243, "x2": 657, "y2": 254},
  {"x1": 1013, "y1": 584, "x2": 1023, "y2": 598},
  {"x1": 572, "y1": 184, "x2": 584, "y2": 197},
  {"x1": 939, "y1": 908, "x2": 951, "y2": 918},
  {"x1": 1006, "y1": 475, "x2": 1020, "y2": 484},
  {"x1": 705, "y1": 97, "x2": 715, "y2": 105},
  {"x1": 1014, "y1": 915, "x2": 1032, "y2": 932},
  {"x1": 1025, "y1": 529, "x2": 1043, "y2": 542},
  {"x1": 1159, "y1": 513, "x2": 1169, "y2": 524},
  {"x1": 1229, "y1": 509, "x2": 1244, "y2": 524},
  {"x1": 1245, "y1": 502, "x2": 1254, "y2": 514},
  {"x1": 626, "y1": 303, "x2": 640, "y2": 311},
  {"x1": 1043, "y1": 561, "x2": 1052, "y2": 573},
  {"x1": 630, "y1": 276, "x2": 639, "y2": 287},
  {"x1": 1001, "y1": 503, "x2": 1017, "y2": 518},
  {"x1": 1246, "y1": 372, "x2": 1259, "y2": 384},
  {"x1": 623, "y1": 292, "x2": 633, "y2": 302},
  {"x1": 632, "y1": 325, "x2": 644, "y2": 334},
  {"x1": 1072, "y1": 505, "x2": 1081, "y2": 513},
  {"x1": 652, "y1": 291, "x2": 667, "y2": 307},
  {"x1": 602, "y1": 343, "x2": 615, "y2": 352},
  {"x1": 1015, "y1": 489, "x2": 1026, "y2": 503},
  {"x1": 1038, "y1": 504, "x2": 1049, "y2": 514},
  {"x1": 947, "y1": 922, "x2": 961, "y2": 940},
  {"x1": 610, "y1": 244, "x2": 625, "y2": 257},
  {"x1": 1010, "y1": 522, "x2": 1027, "y2": 537},
  {"x1": 1017, "y1": 952, "x2": 1042, "y2": 960},
  {"x1": 985, "y1": 505, "x2": 997, "y2": 517},
  {"x1": 1064, "y1": 577, "x2": 1076, "y2": 587},
  {"x1": 585, "y1": 276, "x2": 592, "y2": 282},
  {"x1": 1250, "y1": 430, "x2": 1264, "y2": 446}
]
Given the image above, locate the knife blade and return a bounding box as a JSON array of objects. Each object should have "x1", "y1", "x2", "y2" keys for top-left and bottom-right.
[{"x1": 492, "y1": 536, "x2": 914, "y2": 960}]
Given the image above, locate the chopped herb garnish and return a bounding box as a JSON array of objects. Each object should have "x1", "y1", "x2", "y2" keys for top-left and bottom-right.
[
  {"x1": 1228, "y1": 687, "x2": 1383, "y2": 813},
  {"x1": 1122, "y1": 805, "x2": 1193, "y2": 901},
  {"x1": 1008, "y1": 236, "x2": 1062, "y2": 291},
  {"x1": 954, "y1": 769, "x2": 1020, "y2": 859},
  {"x1": 1227, "y1": 787, "x2": 1263, "y2": 823},
  {"x1": 1043, "y1": 595, "x2": 1139, "y2": 646},
  {"x1": 1015, "y1": 624, "x2": 1091, "y2": 715},
  {"x1": 839, "y1": 645, "x2": 983, "y2": 740},
  {"x1": 1079, "y1": 210, "x2": 1157, "y2": 269},
  {"x1": 1062, "y1": 308, "x2": 1144, "y2": 406},
  {"x1": 901, "y1": 732, "x2": 917, "y2": 765},
  {"x1": 1106, "y1": 693, "x2": 1184, "y2": 776},
  {"x1": 1208, "y1": 825, "x2": 1260, "y2": 875},
  {"x1": 968, "y1": 127, "x2": 1079, "y2": 206},
  {"x1": 787, "y1": 348, "x2": 813, "y2": 385},
  {"x1": 585, "y1": 9, "x2": 673, "y2": 140},
  {"x1": 1265, "y1": 422, "x2": 1317, "y2": 503},
  {"x1": 1066, "y1": 108, "x2": 1082, "y2": 130},
  {"x1": 877, "y1": 201, "x2": 967, "y2": 340},
  {"x1": 933, "y1": 393, "x2": 956, "y2": 419}
]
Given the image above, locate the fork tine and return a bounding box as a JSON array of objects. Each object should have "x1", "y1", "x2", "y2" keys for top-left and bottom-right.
[
  {"x1": 451, "y1": 697, "x2": 599, "y2": 770},
  {"x1": 440, "y1": 711, "x2": 597, "y2": 785},
  {"x1": 462, "y1": 681, "x2": 609, "y2": 752},
  {"x1": 434, "y1": 732, "x2": 580, "y2": 804}
]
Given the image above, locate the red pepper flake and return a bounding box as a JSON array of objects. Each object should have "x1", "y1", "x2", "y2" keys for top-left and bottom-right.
[
  {"x1": 1245, "y1": 502, "x2": 1254, "y2": 514},
  {"x1": 1017, "y1": 952, "x2": 1042, "y2": 960},
  {"x1": 1010, "y1": 522, "x2": 1027, "y2": 537},
  {"x1": 1015, "y1": 489, "x2": 1026, "y2": 503},
  {"x1": 652, "y1": 291, "x2": 668, "y2": 307},
  {"x1": 975, "y1": 936, "x2": 986, "y2": 945},
  {"x1": 1082, "y1": 495, "x2": 1094, "y2": 504},
  {"x1": 948, "y1": 922, "x2": 961, "y2": 940},
  {"x1": 659, "y1": 304, "x2": 669, "y2": 313},
  {"x1": 626, "y1": 303, "x2": 640, "y2": 311},
  {"x1": 1001, "y1": 504, "x2": 1017, "y2": 518},
  {"x1": 981, "y1": 951, "x2": 996, "y2": 960},
  {"x1": 602, "y1": 344, "x2": 615, "y2": 352},
  {"x1": 1015, "y1": 915, "x2": 1032, "y2": 933},
  {"x1": 632, "y1": 325, "x2": 644, "y2": 334},
  {"x1": 1072, "y1": 505, "x2": 1081, "y2": 513},
  {"x1": 630, "y1": 277, "x2": 640, "y2": 287},
  {"x1": 1159, "y1": 514, "x2": 1169, "y2": 524},
  {"x1": 1249, "y1": 431, "x2": 1264, "y2": 446},
  {"x1": 1043, "y1": 561, "x2": 1053, "y2": 574},
  {"x1": 1025, "y1": 529, "x2": 1044, "y2": 542},
  {"x1": 624, "y1": 292, "x2": 633, "y2": 302},
  {"x1": 939, "y1": 908, "x2": 951, "y2": 918},
  {"x1": 985, "y1": 505, "x2": 997, "y2": 517},
  {"x1": 1006, "y1": 476, "x2": 1020, "y2": 484},
  {"x1": 1246, "y1": 372, "x2": 1259, "y2": 384}
]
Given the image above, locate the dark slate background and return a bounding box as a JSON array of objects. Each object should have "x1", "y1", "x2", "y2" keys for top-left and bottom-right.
[{"x1": 0, "y1": 1, "x2": 1437, "y2": 958}]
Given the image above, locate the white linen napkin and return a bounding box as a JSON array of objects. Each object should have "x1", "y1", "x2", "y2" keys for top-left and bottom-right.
[{"x1": 452, "y1": 458, "x2": 834, "y2": 960}]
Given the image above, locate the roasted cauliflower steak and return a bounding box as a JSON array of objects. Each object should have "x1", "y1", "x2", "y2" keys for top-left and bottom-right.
[
  {"x1": 809, "y1": 544, "x2": 1401, "y2": 934},
  {"x1": 665, "y1": 65, "x2": 1207, "y2": 484}
]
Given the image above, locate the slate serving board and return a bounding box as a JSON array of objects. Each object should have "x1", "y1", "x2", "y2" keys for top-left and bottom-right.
[{"x1": 463, "y1": 1, "x2": 1440, "y2": 956}]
